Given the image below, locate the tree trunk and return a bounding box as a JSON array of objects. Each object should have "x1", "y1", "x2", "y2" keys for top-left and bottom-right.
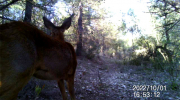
[
  {"x1": 76, "y1": 3, "x2": 83, "y2": 56},
  {"x1": 102, "y1": 34, "x2": 105, "y2": 56},
  {"x1": 2, "y1": 0, "x2": 5, "y2": 24},
  {"x1": 155, "y1": 46, "x2": 173, "y2": 63},
  {"x1": 23, "y1": 0, "x2": 33, "y2": 23},
  {"x1": 163, "y1": 1, "x2": 172, "y2": 63},
  {"x1": 153, "y1": 1, "x2": 173, "y2": 63}
]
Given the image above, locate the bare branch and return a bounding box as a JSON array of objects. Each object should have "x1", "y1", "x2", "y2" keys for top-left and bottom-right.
[
  {"x1": 0, "y1": 16, "x2": 16, "y2": 21},
  {"x1": 0, "y1": 0, "x2": 19, "y2": 10},
  {"x1": 166, "y1": 18, "x2": 180, "y2": 33}
]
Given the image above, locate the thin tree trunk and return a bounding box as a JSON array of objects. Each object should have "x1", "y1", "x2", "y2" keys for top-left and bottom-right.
[
  {"x1": 76, "y1": 3, "x2": 83, "y2": 56},
  {"x1": 164, "y1": 1, "x2": 172, "y2": 63},
  {"x1": 23, "y1": 0, "x2": 33, "y2": 23}
]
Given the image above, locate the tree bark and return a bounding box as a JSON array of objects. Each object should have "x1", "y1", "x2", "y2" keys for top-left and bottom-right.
[
  {"x1": 23, "y1": 0, "x2": 33, "y2": 23},
  {"x1": 155, "y1": 46, "x2": 173, "y2": 63},
  {"x1": 76, "y1": 3, "x2": 83, "y2": 56}
]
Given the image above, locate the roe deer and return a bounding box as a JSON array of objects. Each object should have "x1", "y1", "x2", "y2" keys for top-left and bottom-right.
[{"x1": 0, "y1": 15, "x2": 77, "y2": 100}]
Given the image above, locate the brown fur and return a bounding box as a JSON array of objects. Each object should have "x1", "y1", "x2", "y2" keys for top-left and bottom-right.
[{"x1": 0, "y1": 15, "x2": 77, "y2": 100}]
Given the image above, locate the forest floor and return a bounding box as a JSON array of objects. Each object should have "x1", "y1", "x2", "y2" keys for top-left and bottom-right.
[{"x1": 18, "y1": 56, "x2": 180, "y2": 100}]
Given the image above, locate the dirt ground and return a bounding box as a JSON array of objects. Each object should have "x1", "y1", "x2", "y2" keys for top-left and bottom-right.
[{"x1": 18, "y1": 56, "x2": 180, "y2": 100}]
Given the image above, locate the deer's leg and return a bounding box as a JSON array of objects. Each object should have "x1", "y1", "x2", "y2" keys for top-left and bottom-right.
[
  {"x1": 58, "y1": 79, "x2": 67, "y2": 100},
  {"x1": 67, "y1": 75, "x2": 75, "y2": 100}
]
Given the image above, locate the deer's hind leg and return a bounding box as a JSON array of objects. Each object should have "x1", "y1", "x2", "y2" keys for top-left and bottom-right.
[
  {"x1": 66, "y1": 73, "x2": 75, "y2": 100},
  {"x1": 58, "y1": 79, "x2": 68, "y2": 100}
]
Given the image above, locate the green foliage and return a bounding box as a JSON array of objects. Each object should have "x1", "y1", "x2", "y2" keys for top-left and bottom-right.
[
  {"x1": 170, "y1": 81, "x2": 179, "y2": 91},
  {"x1": 151, "y1": 56, "x2": 165, "y2": 70},
  {"x1": 83, "y1": 35, "x2": 99, "y2": 59},
  {"x1": 35, "y1": 85, "x2": 43, "y2": 96},
  {"x1": 136, "y1": 36, "x2": 156, "y2": 48},
  {"x1": 85, "y1": 47, "x2": 96, "y2": 60},
  {"x1": 129, "y1": 53, "x2": 150, "y2": 66},
  {"x1": 2, "y1": 0, "x2": 179, "y2": 76},
  {"x1": 35, "y1": 84, "x2": 45, "y2": 97},
  {"x1": 118, "y1": 20, "x2": 126, "y2": 33},
  {"x1": 146, "y1": 0, "x2": 180, "y2": 75}
]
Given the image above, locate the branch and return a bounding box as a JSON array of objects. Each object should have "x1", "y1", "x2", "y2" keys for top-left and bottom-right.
[
  {"x1": 0, "y1": 0, "x2": 19, "y2": 10},
  {"x1": 156, "y1": 46, "x2": 164, "y2": 50},
  {"x1": 166, "y1": 1, "x2": 180, "y2": 13},
  {"x1": 166, "y1": 18, "x2": 180, "y2": 33},
  {"x1": 0, "y1": 16, "x2": 16, "y2": 21},
  {"x1": 21, "y1": 0, "x2": 53, "y2": 14}
]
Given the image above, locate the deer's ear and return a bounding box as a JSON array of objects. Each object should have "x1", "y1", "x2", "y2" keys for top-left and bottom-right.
[
  {"x1": 61, "y1": 14, "x2": 74, "y2": 31},
  {"x1": 43, "y1": 17, "x2": 56, "y2": 30}
]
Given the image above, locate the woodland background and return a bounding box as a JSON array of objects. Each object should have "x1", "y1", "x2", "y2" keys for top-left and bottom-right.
[{"x1": 0, "y1": 0, "x2": 180, "y2": 99}]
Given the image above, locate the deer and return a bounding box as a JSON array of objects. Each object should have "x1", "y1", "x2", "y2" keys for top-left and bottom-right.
[{"x1": 0, "y1": 14, "x2": 77, "y2": 100}]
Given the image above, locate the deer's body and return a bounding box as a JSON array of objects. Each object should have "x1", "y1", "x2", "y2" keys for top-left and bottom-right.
[{"x1": 0, "y1": 15, "x2": 77, "y2": 100}]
